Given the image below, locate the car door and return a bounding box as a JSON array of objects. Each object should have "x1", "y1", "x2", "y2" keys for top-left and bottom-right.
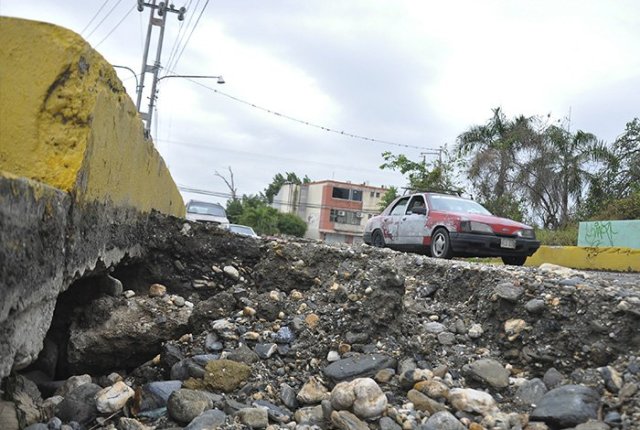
[
  {"x1": 397, "y1": 195, "x2": 428, "y2": 245},
  {"x1": 381, "y1": 197, "x2": 410, "y2": 245}
]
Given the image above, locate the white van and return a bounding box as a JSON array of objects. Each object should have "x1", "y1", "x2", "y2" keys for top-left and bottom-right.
[{"x1": 185, "y1": 200, "x2": 230, "y2": 225}]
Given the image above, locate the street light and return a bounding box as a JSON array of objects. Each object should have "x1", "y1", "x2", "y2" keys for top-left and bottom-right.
[
  {"x1": 112, "y1": 65, "x2": 140, "y2": 95},
  {"x1": 145, "y1": 74, "x2": 225, "y2": 136}
]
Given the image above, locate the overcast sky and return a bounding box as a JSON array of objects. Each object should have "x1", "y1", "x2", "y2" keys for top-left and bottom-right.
[{"x1": 3, "y1": 1, "x2": 639, "y2": 205}]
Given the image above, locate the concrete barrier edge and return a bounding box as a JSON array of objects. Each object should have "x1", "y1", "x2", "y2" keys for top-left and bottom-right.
[{"x1": 526, "y1": 245, "x2": 640, "y2": 272}]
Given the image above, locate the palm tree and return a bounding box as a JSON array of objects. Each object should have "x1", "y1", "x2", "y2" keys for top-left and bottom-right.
[
  {"x1": 542, "y1": 126, "x2": 608, "y2": 226},
  {"x1": 456, "y1": 108, "x2": 532, "y2": 217}
]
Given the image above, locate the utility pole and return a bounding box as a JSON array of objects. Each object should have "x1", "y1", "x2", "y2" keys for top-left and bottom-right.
[{"x1": 136, "y1": 0, "x2": 186, "y2": 136}]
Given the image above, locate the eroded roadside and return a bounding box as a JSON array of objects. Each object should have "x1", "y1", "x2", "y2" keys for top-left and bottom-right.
[{"x1": 3, "y1": 213, "x2": 640, "y2": 429}]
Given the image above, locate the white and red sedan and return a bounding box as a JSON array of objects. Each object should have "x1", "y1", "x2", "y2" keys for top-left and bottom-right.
[{"x1": 363, "y1": 192, "x2": 540, "y2": 266}]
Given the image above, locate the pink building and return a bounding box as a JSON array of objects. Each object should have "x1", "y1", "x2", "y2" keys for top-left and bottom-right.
[{"x1": 273, "y1": 180, "x2": 387, "y2": 244}]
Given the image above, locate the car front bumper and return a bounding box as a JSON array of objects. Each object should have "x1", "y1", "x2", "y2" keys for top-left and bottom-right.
[
  {"x1": 362, "y1": 231, "x2": 372, "y2": 245},
  {"x1": 449, "y1": 232, "x2": 540, "y2": 257}
]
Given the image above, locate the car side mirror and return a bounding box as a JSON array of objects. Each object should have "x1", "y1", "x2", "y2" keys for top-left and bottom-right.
[{"x1": 411, "y1": 207, "x2": 427, "y2": 215}]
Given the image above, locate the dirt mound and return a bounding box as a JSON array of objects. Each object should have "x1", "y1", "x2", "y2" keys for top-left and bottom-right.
[{"x1": 8, "y1": 213, "x2": 640, "y2": 429}]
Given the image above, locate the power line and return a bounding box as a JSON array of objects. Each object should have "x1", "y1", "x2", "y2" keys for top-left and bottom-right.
[
  {"x1": 169, "y1": 0, "x2": 210, "y2": 74},
  {"x1": 161, "y1": 72, "x2": 433, "y2": 151},
  {"x1": 85, "y1": 0, "x2": 124, "y2": 39},
  {"x1": 95, "y1": 3, "x2": 136, "y2": 48},
  {"x1": 81, "y1": 0, "x2": 112, "y2": 35},
  {"x1": 165, "y1": 0, "x2": 197, "y2": 73},
  {"x1": 155, "y1": 137, "x2": 399, "y2": 175}
]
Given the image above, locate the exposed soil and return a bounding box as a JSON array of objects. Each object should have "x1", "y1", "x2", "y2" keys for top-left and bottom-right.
[{"x1": 7, "y1": 213, "x2": 640, "y2": 429}]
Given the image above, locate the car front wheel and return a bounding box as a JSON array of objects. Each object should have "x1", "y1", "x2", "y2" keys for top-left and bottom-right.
[
  {"x1": 372, "y1": 230, "x2": 386, "y2": 248},
  {"x1": 430, "y1": 229, "x2": 452, "y2": 259},
  {"x1": 502, "y1": 256, "x2": 527, "y2": 266}
]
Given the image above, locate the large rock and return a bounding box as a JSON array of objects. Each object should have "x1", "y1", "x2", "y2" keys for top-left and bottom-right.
[
  {"x1": 530, "y1": 384, "x2": 600, "y2": 428},
  {"x1": 55, "y1": 383, "x2": 102, "y2": 426},
  {"x1": 66, "y1": 295, "x2": 191, "y2": 374},
  {"x1": 324, "y1": 354, "x2": 397, "y2": 382}
]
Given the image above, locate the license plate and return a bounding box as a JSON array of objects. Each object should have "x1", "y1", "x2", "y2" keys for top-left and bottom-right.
[{"x1": 500, "y1": 238, "x2": 516, "y2": 249}]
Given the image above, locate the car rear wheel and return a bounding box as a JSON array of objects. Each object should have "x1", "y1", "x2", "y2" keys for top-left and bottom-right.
[
  {"x1": 502, "y1": 256, "x2": 527, "y2": 266},
  {"x1": 430, "y1": 228, "x2": 452, "y2": 259},
  {"x1": 371, "y1": 230, "x2": 385, "y2": 248}
]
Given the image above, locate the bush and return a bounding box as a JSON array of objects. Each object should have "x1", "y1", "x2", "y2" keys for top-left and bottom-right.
[
  {"x1": 276, "y1": 213, "x2": 307, "y2": 237},
  {"x1": 591, "y1": 190, "x2": 640, "y2": 221},
  {"x1": 535, "y1": 225, "x2": 578, "y2": 246}
]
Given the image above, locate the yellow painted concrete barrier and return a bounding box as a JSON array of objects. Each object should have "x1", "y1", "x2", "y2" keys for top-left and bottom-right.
[
  {"x1": 526, "y1": 245, "x2": 640, "y2": 272},
  {"x1": 0, "y1": 17, "x2": 184, "y2": 216}
]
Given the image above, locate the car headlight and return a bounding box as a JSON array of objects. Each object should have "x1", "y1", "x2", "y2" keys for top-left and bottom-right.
[
  {"x1": 516, "y1": 229, "x2": 535, "y2": 239},
  {"x1": 460, "y1": 221, "x2": 494, "y2": 234}
]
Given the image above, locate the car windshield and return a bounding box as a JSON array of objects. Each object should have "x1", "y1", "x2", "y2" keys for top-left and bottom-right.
[
  {"x1": 187, "y1": 202, "x2": 226, "y2": 217},
  {"x1": 229, "y1": 225, "x2": 255, "y2": 236},
  {"x1": 428, "y1": 195, "x2": 492, "y2": 215}
]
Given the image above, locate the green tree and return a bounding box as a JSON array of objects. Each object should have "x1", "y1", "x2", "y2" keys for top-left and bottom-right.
[
  {"x1": 380, "y1": 148, "x2": 460, "y2": 194},
  {"x1": 264, "y1": 172, "x2": 311, "y2": 204},
  {"x1": 225, "y1": 198, "x2": 243, "y2": 224},
  {"x1": 378, "y1": 186, "x2": 399, "y2": 211},
  {"x1": 238, "y1": 204, "x2": 280, "y2": 236},
  {"x1": 584, "y1": 118, "x2": 640, "y2": 219},
  {"x1": 276, "y1": 213, "x2": 307, "y2": 237}
]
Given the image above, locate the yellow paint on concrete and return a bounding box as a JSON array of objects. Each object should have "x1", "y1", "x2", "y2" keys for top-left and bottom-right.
[
  {"x1": 0, "y1": 18, "x2": 184, "y2": 216},
  {"x1": 526, "y1": 246, "x2": 640, "y2": 272}
]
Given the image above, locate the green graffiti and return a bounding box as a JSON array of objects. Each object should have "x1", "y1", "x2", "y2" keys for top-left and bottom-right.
[{"x1": 584, "y1": 221, "x2": 618, "y2": 247}]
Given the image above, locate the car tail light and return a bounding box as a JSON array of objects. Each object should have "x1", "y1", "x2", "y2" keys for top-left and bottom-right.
[{"x1": 459, "y1": 221, "x2": 494, "y2": 234}]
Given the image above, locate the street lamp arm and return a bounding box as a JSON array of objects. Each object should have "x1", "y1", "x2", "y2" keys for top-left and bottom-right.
[
  {"x1": 158, "y1": 74, "x2": 225, "y2": 84},
  {"x1": 112, "y1": 65, "x2": 140, "y2": 91}
]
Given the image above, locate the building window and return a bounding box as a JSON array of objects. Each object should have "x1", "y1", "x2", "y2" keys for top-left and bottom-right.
[
  {"x1": 370, "y1": 191, "x2": 375, "y2": 197},
  {"x1": 332, "y1": 186, "x2": 363, "y2": 201},
  {"x1": 376, "y1": 192, "x2": 380, "y2": 198},
  {"x1": 332, "y1": 187, "x2": 349, "y2": 199},
  {"x1": 330, "y1": 209, "x2": 362, "y2": 225}
]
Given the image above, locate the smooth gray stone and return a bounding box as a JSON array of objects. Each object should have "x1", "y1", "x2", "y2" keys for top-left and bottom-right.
[
  {"x1": 419, "y1": 411, "x2": 466, "y2": 430},
  {"x1": 167, "y1": 389, "x2": 214, "y2": 424},
  {"x1": 280, "y1": 383, "x2": 298, "y2": 409},
  {"x1": 55, "y1": 383, "x2": 102, "y2": 426},
  {"x1": 379, "y1": 416, "x2": 402, "y2": 430},
  {"x1": 253, "y1": 400, "x2": 291, "y2": 423},
  {"x1": 323, "y1": 354, "x2": 397, "y2": 381},
  {"x1": 466, "y1": 358, "x2": 510, "y2": 388},
  {"x1": 515, "y1": 378, "x2": 548, "y2": 406},
  {"x1": 140, "y1": 380, "x2": 183, "y2": 411},
  {"x1": 184, "y1": 409, "x2": 227, "y2": 430},
  {"x1": 531, "y1": 384, "x2": 600, "y2": 428}
]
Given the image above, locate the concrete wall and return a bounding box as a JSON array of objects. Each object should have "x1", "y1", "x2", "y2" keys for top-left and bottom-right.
[
  {"x1": 578, "y1": 220, "x2": 640, "y2": 249},
  {"x1": 0, "y1": 18, "x2": 187, "y2": 379},
  {"x1": 0, "y1": 17, "x2": 184, "y2": 216}
]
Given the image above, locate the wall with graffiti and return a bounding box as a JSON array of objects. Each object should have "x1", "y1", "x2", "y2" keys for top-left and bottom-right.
[{"x1": 578, "y1": 220, "x2": 640, "y2": 249}]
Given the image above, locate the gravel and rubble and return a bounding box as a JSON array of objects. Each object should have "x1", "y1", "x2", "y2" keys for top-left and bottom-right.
[{"x1": 2, "y1": 214, "x2": 639, "y2": 430}]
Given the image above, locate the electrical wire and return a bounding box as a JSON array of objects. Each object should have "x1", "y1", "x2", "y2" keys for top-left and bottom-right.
[
  {"x1": 81, "y1": 0, "x2": 112, "y2": 36},
  {"x1": 95, "y1": 3, "x2": 136, "y2": 48},
  {"x1": 85, "y1": 0, "x2": 124, "y2": 39},
  {"x1": 164, "y1": 0, "x2": 196, "y2": 73},
  {"x1": 172, "y1": 76, "x2": 432, "y2": 151},
  {"x1": 155, "y1": 137, "x2": 398, "y2": 176},
  {"x1": 169, "y1": 0, "x2": 210, "y2": 73}
]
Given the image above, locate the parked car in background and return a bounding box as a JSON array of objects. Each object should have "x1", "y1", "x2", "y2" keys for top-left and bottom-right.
[
  {"x1": 220, "y1": 223, "x2": 259, "y2": 238},
  {"x1": 363, "y1": 192, "x2": 540, "y2": 265},
  {"x1": 185, "y1": 200, "x2": 229, "y2": 225}
]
